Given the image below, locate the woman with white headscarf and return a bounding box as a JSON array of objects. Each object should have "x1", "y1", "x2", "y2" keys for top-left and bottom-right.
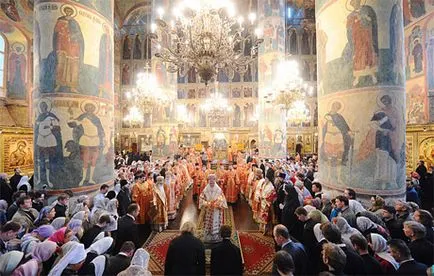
[
  {"x1": 48, "y1": 241, "x2": 86, "y2": 276},
  {"x1": 0, "y1": 251, "x2": 24, "y2": 275},
  {"x1": 16, "y1": 176, "x2": 31, "y2": 192},
  {"x1": 312, "y1": 223, "x2": 328, "y2": 274},
  {"x1": 118, "y1": 248, "x2": 152, "y2": 276},
  {"x1": 0, "y1": 199, "x2": 8, "y2": 225},
  {"x1": 78, "y1": 237, "x2": 113, "y2": 275},
  {"x1": 11, "y1": 240, "x2": 58, "y2": 276},
  {"x1": 367, "y1": 233, "x2": 399, "y2": 274},
  {"x1": 71, "y1": 208, "x2": 91, "y2": 232},
  {"x1": 333, "y1": 217, "x2": 361, "y2": 248},
  {"x1": 51, "y1": 216, "x2": 66, "y2": 230},
  {"x1": 90, "y1": 198, "x2": 109, "y2": 225},
  {"x1": 356, "y1": 216, "x2": 390, "y2": 240}
]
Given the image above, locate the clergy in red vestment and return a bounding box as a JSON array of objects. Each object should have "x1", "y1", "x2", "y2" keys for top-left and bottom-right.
[
  {"x1": 224, "y1": 165, "x2": 240, "y2": 204},
  {"x1": 151, "y1": 176, "x2": 168, "y2": 232},
  {"x1": 257, "y1": 177, "x2": 277, "y2": 235},
  {"x1": 131, "y1": 173, "x2": 153, "y2": 224},
  {"x1": 192, "y1": 163, "x2": 206, "y2": 199},
  {"x1": 199, "y1": 174, "x2": 228, "y2": 243},
  {"x1": 252, "y1": 169, "x2": 265, "y2": 222}
]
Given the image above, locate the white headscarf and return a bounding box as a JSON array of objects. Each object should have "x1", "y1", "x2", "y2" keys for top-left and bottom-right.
[
  {"x1": 370, "y1": 233, "x2": 399, "y2": 270},
  {"x1": 0, "y1": 251, "x2": 24, "y2": 275},
  {"x1": 71, "y1": 211, "x2": 86, "y2": 221},
  {"x1": 86, "y1": 237, "x2": 113, "y2": 255},
  {"x1": 17, "y1": 176, "x2": 31, "y2": 191},
  {"x1": 48, "y1": 241, "x2": 86, "y2": 276},
  {"x1": 118, "y1": 249, "x2": 151, "y2": 276},
  {"x1": 313, "y1": 223, "x2": 325, "y2": 242},
  {"x1": 51, "y1": 217, "x2": 66, "y2": 230},
  {"x1": 91, "y1": 255, "x2": 106, "y2": 276},
  {"x1": 93, "y1": 231, "x2": 106, "y2": 244},
  {"x1": 356, "y1": 217, "x2": 377, "y2": 232}
]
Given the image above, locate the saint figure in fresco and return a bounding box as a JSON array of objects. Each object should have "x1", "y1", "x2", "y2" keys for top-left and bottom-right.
[
  {"x1": 412, "y1": 39, "x2": 423, "y2": 73},
  {"x1": 346, "y1": 0, "x2": 378, "y2": 87},
  {"x1": 133, "y1": 34, "x2": 142, "y2": 59},
  {"x1": 410, "y1": 0, "x2": 425, "y2": 18},
  {"x1": 233, "y1": 105, "x2": 241, "y2": 127},
  {"x1": 0, "y1": 0, "x2": 20, "y2": 22},
  {"x1": 357, "y1": 95, "x2": 403, "y2": 189},
  {"x1": 403, "y1": 0, "x2": 412, "y2": 25},
  {"x1": 322, "y1": 101, "x2": 352, "y2": 166},
  {"x1": 121, "y1": 64, "x2": 130, "y2": 85},
  {"x1": 122, "y1": 35, "x2": 131, "y2": 59},
  {"x1": 428, "y1": 37, "x2": 434, "y2": 90},
  {"x1": 8, "y1": 44, "x2": 26, "y2": 99},
  {"x1": 68, "y1": 102, "x2": 105, "y2": 186},
  {"x1": 390, "y1": 4, "x2": 404, "y2": 84},
  {"x1": 53, "y1": 6, "x2": 84, "y2": 93},
  {"x1": 35, "y1": 101, "x2": 63, "y2": 188},
  {"x1": 99, "y1": 24, "x2": 113, "y2": 97}
]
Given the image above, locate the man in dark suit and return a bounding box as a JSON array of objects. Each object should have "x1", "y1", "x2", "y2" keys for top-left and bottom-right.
[
  {"x1": 114, "y1": 203, "x2": 140, "y2": 253},
  {"x1": 116, "y1": 180, "x2": 131, "y2": 217},
  {"x1": 9, "y1": 168, "x2": 22, "y2": 193},
  {"x1": 165, "y1": 221, "x2": 205, "y2": 275},
  {"x1": 54, "y1": 194, "x2": 69, "y2": 218},
  {"x1": 81, "y1": 214, "x2": 110, "y2": 248},
  {"x1": 388, "y1": 239, "x2": 427, "y2": 275},
  {"x1": 273, "y1": 224, "x2": 307, "y2": 276},
  {"x1": 104, "y1": 241, "x2": 135, "y2": 275},
  {"x1": 211, "y1": 225, "x2": 243, "y2": 275}
]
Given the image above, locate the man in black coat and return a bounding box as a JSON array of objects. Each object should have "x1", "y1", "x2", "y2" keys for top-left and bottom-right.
[
  {"x1": 211, "y1": 225, "x2": 243, "y2": 275},
  {"x1": 116, "y1": 180, "x2": 131, "y2": 217},
  {"x1": 350, "y1": 234, "x2": 383, "y2": 275},
  {"x1": 9, "y1": 168, "x2": 22, "y2": 193},
  {"x1": 281, "y1": 184, "x2": 302, "y2": 242},
  {"x1": 321, "y1": 223, "x2": 366, "y2": 275},
  {"x1": 165, "y1": 221, "x2": 205, "y2": 275},
  {"x1": 54, "y1": 194, "x2": 69, "y2": 218},
  {"x1": 388, "y1": 239, "x2": 428, "y2": 275},
  {"x1": 0, "y1": 176, "x2": 13, "y2": 205},
  {"x1": 273, "y1": 224, "x2": 307, "y2": 276},
  {"x1": 81, "y1": 214, "x2": 110, "y2": 248},
  {"x1": 104, "y1": 241, "x2": 135, "y2": 275},
  {"x1": 265, "y1": 162, "x2": 275, "y2": 184},
  {"x1": 114, "y1": 203, "x2": 140, "y2": 253}
]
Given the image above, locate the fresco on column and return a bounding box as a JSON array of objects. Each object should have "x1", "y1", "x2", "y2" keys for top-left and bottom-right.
[
  {"x1": 316, "y1": 0, "x2": 406, "y2": 197},
  {"x1": 34, "y1": 1, "x2": 114, "y2": 190},
  {"x1": 258, "y1": 0, "x2": 287, "y2": 159}
]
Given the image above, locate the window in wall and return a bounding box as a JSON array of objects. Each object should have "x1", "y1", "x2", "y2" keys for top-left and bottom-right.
[{"x1": 0, "y1": 34, "x2": 5, "y2": 88}]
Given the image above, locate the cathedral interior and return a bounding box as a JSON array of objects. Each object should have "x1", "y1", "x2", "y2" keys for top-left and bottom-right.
[{"x1": 0, "y1": 0, "x2": 433, "y2": 196}]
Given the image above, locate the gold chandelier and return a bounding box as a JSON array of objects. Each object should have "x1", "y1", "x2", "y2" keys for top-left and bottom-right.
[
  {"x1": 200, "y1": 88, "x2": 232, "y2": 121},
  {"x1": 272, "y1": 60, "x2": 311, "y2": 124},
  {"x1": 152, "y1": 0, "x2": 263, "y2": 85},
  {"x1": 123, "y1": 64, "x2": 170, "y2": 124}
]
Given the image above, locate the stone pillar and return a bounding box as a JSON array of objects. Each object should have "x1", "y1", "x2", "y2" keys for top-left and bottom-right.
[
  {"x1": 315, "y1": 0, "x2": 406, "y2": 200},
  {"x1": 33, "y1": 1, "x2": 114, "y2": 191},
  {"x1": 257, "y1": 0, "x2": 287, "y2": 159}
]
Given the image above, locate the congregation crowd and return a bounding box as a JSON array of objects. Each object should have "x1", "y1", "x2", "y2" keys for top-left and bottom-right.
[{"x1": 0, "y1": 146, "x2": 433, "y2": 276}]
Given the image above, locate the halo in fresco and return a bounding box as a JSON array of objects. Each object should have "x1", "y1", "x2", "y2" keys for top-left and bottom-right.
[
  {"x1": 376, "y1": 92, "x2": 396, "y2": 108},
  {"x1": 345, "y1": 0, "x2": 367, "y2": 12},
  {"x1": 80, "y1": 99, "x2": 100, "y2": 114},
  {"x1": 60, "y1": 4, "x2": 78, "y2": 18},
  {"x1": 37, "y1": 98, "x2": 53, "y2": 114},
  {"x1": 327, "y1": 99, "x2": 346, "y2": 114},
  {"x1": 11, "y1": 42, "x2": 25, "y2": 54}
]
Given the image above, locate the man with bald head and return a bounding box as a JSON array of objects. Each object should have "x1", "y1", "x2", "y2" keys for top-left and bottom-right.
[{"x1": 199, "y1": 174, "x2": 228, "y2": 243}]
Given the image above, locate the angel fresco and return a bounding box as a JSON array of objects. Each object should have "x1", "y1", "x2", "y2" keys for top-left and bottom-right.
[{"x1": 346, "y1": 0, "x2": 378, "y2": 87}]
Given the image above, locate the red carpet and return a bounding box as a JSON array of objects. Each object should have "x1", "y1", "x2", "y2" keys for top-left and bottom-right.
[
  {"x1": 238, "y1": 231, "x2": 275, "y2": 275},
  {"x1": 143, "y1": 230, "x2": 179, "y2": 274}
]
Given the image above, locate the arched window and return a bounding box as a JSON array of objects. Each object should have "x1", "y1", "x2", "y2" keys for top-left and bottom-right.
[{"x1": 0, "y1": 34, "x2": 5, "y2": 88}]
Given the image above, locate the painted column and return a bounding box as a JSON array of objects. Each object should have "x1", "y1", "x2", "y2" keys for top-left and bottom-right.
[
  {"x1": 316, "y1": 0, "x2": 406, "y2": 199},
  {"x1": 33, "y1": 0, "x2": 114, "y2": 191},
  {"x1": 257, "y1": 0, "x2": 287, "y2": 159}
]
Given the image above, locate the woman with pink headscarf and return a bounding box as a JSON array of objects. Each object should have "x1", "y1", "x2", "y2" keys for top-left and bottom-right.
[{"x1": 11, "y1": 240, "x2": 58, "y2": 276}]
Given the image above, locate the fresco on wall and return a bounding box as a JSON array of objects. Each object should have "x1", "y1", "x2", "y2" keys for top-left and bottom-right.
[
  {"x1": 316, "y1": 0, "x2": 406, "y2": 196},
  {"x1": 37, "y1": 3, "x2": 114, "y2": 100},
  {"x1": 1, "y1": 0, "x2": 21, "y2": 22},
  {"x1": 406, "y1": 79, "x2": 428, "y2": 124},
  {"x1": 316, "y1": 1, "x2": 405, "y2": 95},
  {"x1": 406, "y1": 25, "x2": 424, "y2": 79},
  {"x1": 34, "y1": 1, "x2": 114, "y2": 190},
  {"x1": 7, "y1": 42, "x2": 27, "y2": 99},
  {"x1": 3, "y1": 135, "x2": 34, "y2": 173},
  {"x1": 406, "y1": 135, "x2": 414, "y2": 173}
]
